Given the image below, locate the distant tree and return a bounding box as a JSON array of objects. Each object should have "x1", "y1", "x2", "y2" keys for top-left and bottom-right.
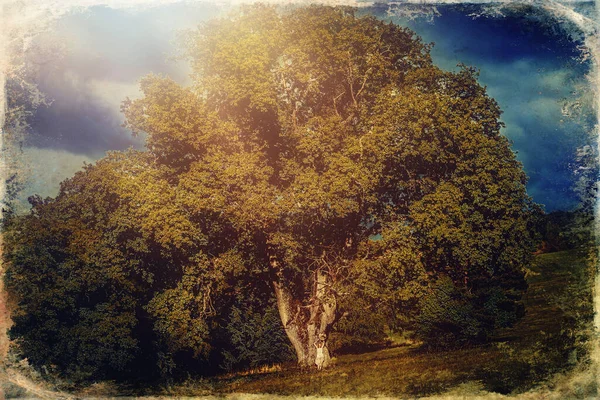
[{"x1": 5, "y1": 5, "x2": 539, "y2": 376}]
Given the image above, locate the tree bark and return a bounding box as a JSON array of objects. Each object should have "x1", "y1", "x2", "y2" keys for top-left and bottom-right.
[{"x1": 271, "y1": 257, "x2": 337, "y2": 368}]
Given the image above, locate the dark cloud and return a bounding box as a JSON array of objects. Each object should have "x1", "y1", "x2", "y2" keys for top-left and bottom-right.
[
  {"x1": 27, "y1": 3, "x2": 222, "y2": 156},
  {"x1": 30, "y1": 75, "x2": 142, "y2": 156}
]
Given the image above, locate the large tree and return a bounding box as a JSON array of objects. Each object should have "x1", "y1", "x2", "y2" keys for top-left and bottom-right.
[
  {"x1": 5, "y1": 5, "x2": 539, "y2": 374},
  {"x1": 124, "y1": 4, "x2": 538, "y2": 366}
]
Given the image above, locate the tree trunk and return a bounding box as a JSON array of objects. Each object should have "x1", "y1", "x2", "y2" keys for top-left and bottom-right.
[{"x1": 271, "y1": 259, "x2": 337, "y2": 368}]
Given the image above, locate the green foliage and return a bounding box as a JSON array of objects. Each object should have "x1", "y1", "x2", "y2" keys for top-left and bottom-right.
[
  {"x1": 415, "y1": 276, "x2": 481, "y2": 347},
  {"x1": 145, "y1": 273, "x2": 212, "y2": 359},
  {"x1": 4, "y1": 4, "x2": 538, "y2": 381},
  {"x1": 220, "y1": 301, "x2": 294, "y2": 372},
  {"x1": 4, "y1": 191, "x2": 141, "y2": 381},
  {"x1": 4, "y1": 152, "x2": 219, "y2": 382},
  {"x1": 328, "y1": 296, "x2": 388, "y2": 354}
]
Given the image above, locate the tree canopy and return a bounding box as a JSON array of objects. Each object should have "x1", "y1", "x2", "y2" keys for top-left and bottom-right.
[{"x1": 4, "y1": 5, "x2": 539, "y2": 381}]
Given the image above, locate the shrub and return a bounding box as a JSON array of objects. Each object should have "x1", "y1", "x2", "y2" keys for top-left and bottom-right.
[{"x1": 219, "y1": 300, "x2": 294, "y2": 372}]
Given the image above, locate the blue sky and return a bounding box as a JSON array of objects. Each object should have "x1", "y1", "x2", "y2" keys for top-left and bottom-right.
[{"x1": 21, "y1": 3, "x2": 595, "y2": 212}]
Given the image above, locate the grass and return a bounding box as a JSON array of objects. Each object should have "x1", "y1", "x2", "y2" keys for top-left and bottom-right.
[{"x1": 163, "y1": 247, "x2": 597, "y2": 398}]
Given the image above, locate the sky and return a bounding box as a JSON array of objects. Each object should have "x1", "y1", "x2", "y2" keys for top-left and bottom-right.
[{"x1": 18, "y1": 2, "x2": 596, "y2": 212}]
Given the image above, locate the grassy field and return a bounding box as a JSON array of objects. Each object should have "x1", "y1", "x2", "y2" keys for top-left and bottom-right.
[{"x1": 157, "y1": 248, "x2": 597, "y2": 398}]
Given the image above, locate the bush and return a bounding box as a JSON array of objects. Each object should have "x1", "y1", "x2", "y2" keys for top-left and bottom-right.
[
  {"x1": 329, "y1": 297, "x2": 388, "y2": 354},
  {"x1": 219, "y1": 300, "x2": 294, "y2": 372},
  {"x1": 414, "y1": 261, "x2": 527, "y2": 349},
  {"x1": 415, "y1": 276, "x2": 482, "y2": 348}
]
